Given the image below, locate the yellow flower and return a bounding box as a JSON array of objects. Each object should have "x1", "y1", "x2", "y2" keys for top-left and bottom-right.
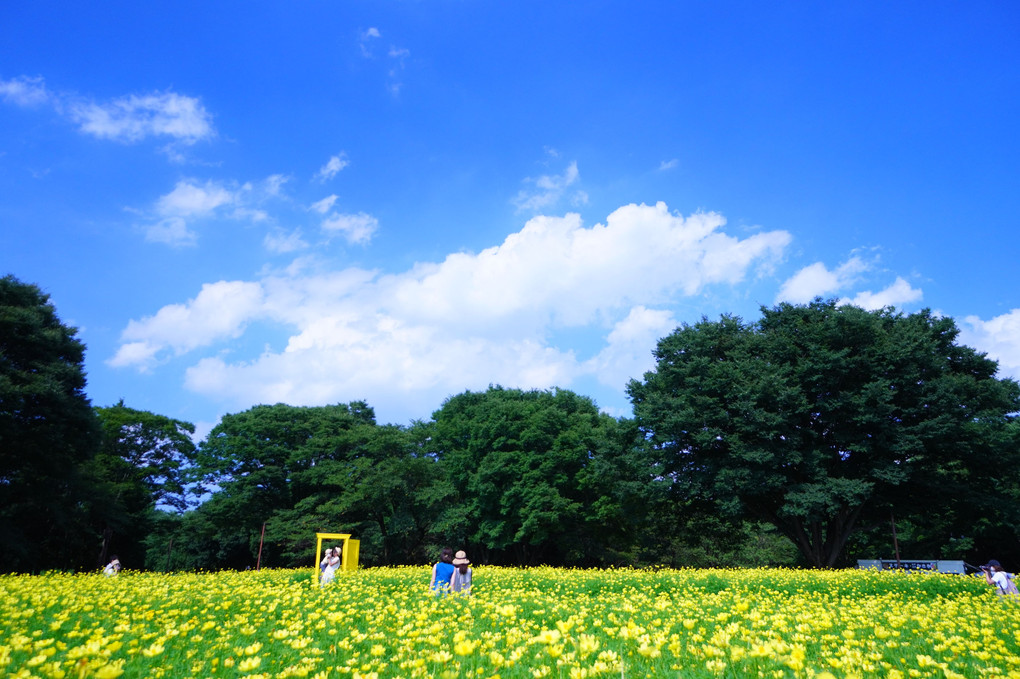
[{"x1": 94, "y1": 661, "x2": 125, "y2": 679}]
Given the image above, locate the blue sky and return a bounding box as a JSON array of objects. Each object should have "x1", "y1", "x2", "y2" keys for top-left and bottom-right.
[{"x1": 3, "y1": 2, "x2": 1019, "y2": 437}]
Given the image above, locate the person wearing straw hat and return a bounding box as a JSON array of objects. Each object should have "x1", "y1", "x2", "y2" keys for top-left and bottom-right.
[{"x1": 451, "y1": 550, "x2": 472, "y2": 595}]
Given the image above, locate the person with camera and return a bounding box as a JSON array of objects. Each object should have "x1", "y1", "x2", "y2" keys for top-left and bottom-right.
[{"x1": 982, "y1": 560, "x2": 1019, "y2": 597}]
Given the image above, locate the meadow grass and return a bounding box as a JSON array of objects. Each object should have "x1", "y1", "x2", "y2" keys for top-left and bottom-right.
[{"x1": 1, "y1": 566, "x2": 1018, "y2": 678}]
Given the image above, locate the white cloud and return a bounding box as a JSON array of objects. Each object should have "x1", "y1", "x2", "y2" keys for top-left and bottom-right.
[
  {"x1": 321, "y1": 212, "x2": 379, "y2": 244},
  {"x1": 141, "y1": 176, "x2": 284, "y2": 247},
  {"x1": 112, "y1": 202, "x2": 792, "y2": 417},
  {"x1": 108, "y1": 281, "x2": 265, "y2": 370},
  {"x1": 0, "y1": 75, "x2": 51, "y2": 106},
  {"x1": 310, "y1": 195, "x2": 338, "y2": 214},
  {"x1": 659, "y1": 159, "x2": 679, "y2": 171},
  {"x1": 157, "y1": 180, "x2": 235, "y2": 216},
  {"x1": 960, "y1": 309, "x2": 1020, "y2": 381},
  {"x1": 840, "y1": 277, "x2": 922, "y2": 311},
  {"x1": 264, "y1": 229, "x2": 309, "y2": 254},
  {"x1": 776, "y1": 256, "x2": 869, "y2": 304},
  {"x1": 316, "y1": 154, "x2": 349, "y2": 182},
  {"x1": 513, "y1": 161, "x2": 581, "y2": 212},
  {"x1": 359, "y1": 27, "x2": 381, "y2": 57},
  {"x1": 0, "y1": 76, "x2": 214, "y2": 155},
  {"x1": 585, "y1": 306, "x2": 677, "y2": 388},
  {"x1": 70, "y1": 91, "x2": 214, "y2": 144},
  {"x1": 145, "y1": 217, "x2": 196, "y2": 247}
]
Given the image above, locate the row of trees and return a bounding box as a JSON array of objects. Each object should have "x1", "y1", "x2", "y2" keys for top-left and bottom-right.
[{"x1": 3, "y1": 275, "x2": 1019, "y2": 572}]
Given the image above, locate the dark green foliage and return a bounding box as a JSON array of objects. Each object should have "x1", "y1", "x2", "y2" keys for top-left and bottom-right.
[
  {"x1": 629, "y1": 299, "x2": 1020, "y2": 567},
  {"x1": 87, "y1": 402, "x2": 198, "y2": 568},
  {"x1": 425, "y1": 386, "x2": 663, "y2": 566},
  {"x1": 0, "y1": 275, "x2": 101, "y2": 571},
  {"x1": 175, "y1": 402, "x2": 449, "y2": 569}
]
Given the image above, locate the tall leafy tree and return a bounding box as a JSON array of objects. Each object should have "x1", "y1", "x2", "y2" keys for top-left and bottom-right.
[
  {"x1": 628, "y1": 299, "x2": 1020, "y2": 567},
  {"x1": 88, "y1": 402, "x2": 197, "y2": 568},
  {"x1": 0, "y1": 275, "x2": 101, "y2": 571},
  {"x1": 189, "y1": 401, "x2": 447, "y2": 569},
  {"x1": 427, "y1": 386, "x2": 658, "y2": 566}
]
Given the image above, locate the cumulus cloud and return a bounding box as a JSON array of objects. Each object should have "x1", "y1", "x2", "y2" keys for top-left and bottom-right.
[
  {"x1": 321, "y1": 212, "x2": 378, "y2": 244},
  {"x1": 840, "y1": 277, "x2": 922, "y2": 310},
  {"x1": 513, "y1": 161, "x2": 583, "y2": 213},
  {"x1": 112, "y1": 202, "x2": 791, "y2": 415},
  {"x1": 316, "y1": 154, "x2": 349, "y2": 182},
  {"x1": 960, "y1": 309, "x2": 1020, "y2": 381},
  {"x1": 776, "y1": 257, "x2": 870, "y2": 304},
  {"x1": 0, "y1": 75, "x2": 51, "y2": 106},
  {"x1": 585, "y1": 306, "x2": 677, "y2": 389},
  {"x1": 108, "y1": 281, "x2": 265, "y2": 370}
]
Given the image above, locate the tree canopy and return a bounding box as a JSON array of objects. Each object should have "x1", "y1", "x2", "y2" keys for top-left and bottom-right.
[
  {"x1": 628, "y1": 299, "x2": 1020, "y2": 567},
  {"x1": 0, "y1": 275, "x2": 100, "y2": 571}
]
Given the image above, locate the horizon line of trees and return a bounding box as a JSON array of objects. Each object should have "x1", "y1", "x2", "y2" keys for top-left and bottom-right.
[{"x1": 3, "y1": 274, "x2": 1019, "y2": 573}]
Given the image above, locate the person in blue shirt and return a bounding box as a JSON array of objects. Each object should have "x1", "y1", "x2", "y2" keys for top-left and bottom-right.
[{"x1": 429, "y1": 546, "x2": 455, "y2": 595}]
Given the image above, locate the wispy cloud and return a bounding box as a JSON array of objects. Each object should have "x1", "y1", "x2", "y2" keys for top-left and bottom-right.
[
  {"x1": 513, "y1": 161, "x2": 584, "y2": 213},
  {"x1": 0, "y1": 75, "x2": 51, "y2": 107},
  {"x1": 0, "y1": 75, "x2": 215, "y2": 157},
  {"x1": 141, "y1": 177, "x2": 280, "y2": 247},
  {"x1": 70, "y1": 91, "x2": 214, "y2": 144},
  {"x1": 310, "y1": 195, "x2": 339, "y2": 214},
  {"x1": 659, "y1": 159, "x2": 679, "y2": 171},
  {"x1": 321, "y1": 212, "x2": 378, "y2": 244},
  {"x1": 316, "y1": 154, "x2": 349, "y2": 182},
  {"x1": 359, "y1": 27, "x2": 381, "y2": 57}
]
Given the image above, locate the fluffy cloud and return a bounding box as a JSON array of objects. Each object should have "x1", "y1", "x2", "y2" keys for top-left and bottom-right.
[
  {"x1": 109, "y1": 281, "x2": 265, "y2": 370},
  {"x1": 112, "y1": 202, "x2": 791, "y2": 414},
  {"x1": 840, "y1": 277, "x2": 922, "y2": 311},
  {"x1": 960, "y1": 309, "x2": 1020, "y2": 381},
  {"x1": 776, "y1": 257, "x2": 869, "y2": 304}
]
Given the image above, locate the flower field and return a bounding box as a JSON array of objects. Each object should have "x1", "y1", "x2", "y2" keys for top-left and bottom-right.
[{"x1": 2, "y1": 566, "x2": 1018, "y2": 679}]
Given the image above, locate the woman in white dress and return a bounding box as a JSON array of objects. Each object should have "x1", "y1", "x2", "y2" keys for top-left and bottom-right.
[{"x1": 320, "y1": 547, "x2": 341, "y2": 586}]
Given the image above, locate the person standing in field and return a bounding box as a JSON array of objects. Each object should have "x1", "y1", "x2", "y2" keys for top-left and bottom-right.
[
  {"x1": 983, "y1": 560, "x2": 1019, "y2": 597},
  {"x1": 429, "y1": 547, "x2": 455, "y2": 595},
  {"x1": 320, "y1": 547, "x2": 341, "y2": 586},
  {"x1": 451, "y1": 550, "x2": 472, "y2": 595}
]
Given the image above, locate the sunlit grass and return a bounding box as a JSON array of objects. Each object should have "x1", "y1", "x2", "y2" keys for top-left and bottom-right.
[{"x1": 1, "y1": 566, "x2": 1017, "y2": 678}]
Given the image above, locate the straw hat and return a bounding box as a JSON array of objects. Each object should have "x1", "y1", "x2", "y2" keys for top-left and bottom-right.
[{"x1": 452, "y1": 550, "x2": 470, "y2": 566}]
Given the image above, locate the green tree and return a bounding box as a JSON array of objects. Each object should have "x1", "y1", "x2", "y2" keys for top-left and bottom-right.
[
  {"x1": 189, "y1": 401, "x2": 447, "y2": 569},
  {"x1": 426, "y1": 386, "x2": 659, "y2": 566},
  {"x1": 88, "y1": 402, "x2": 197, "y2": 569},
  {"x1": 628, "y1": 300, "x2": 1020, "y2": 567},
  {"x1": 0, "y1": 275, "x2": 101, "y2": 571}
]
